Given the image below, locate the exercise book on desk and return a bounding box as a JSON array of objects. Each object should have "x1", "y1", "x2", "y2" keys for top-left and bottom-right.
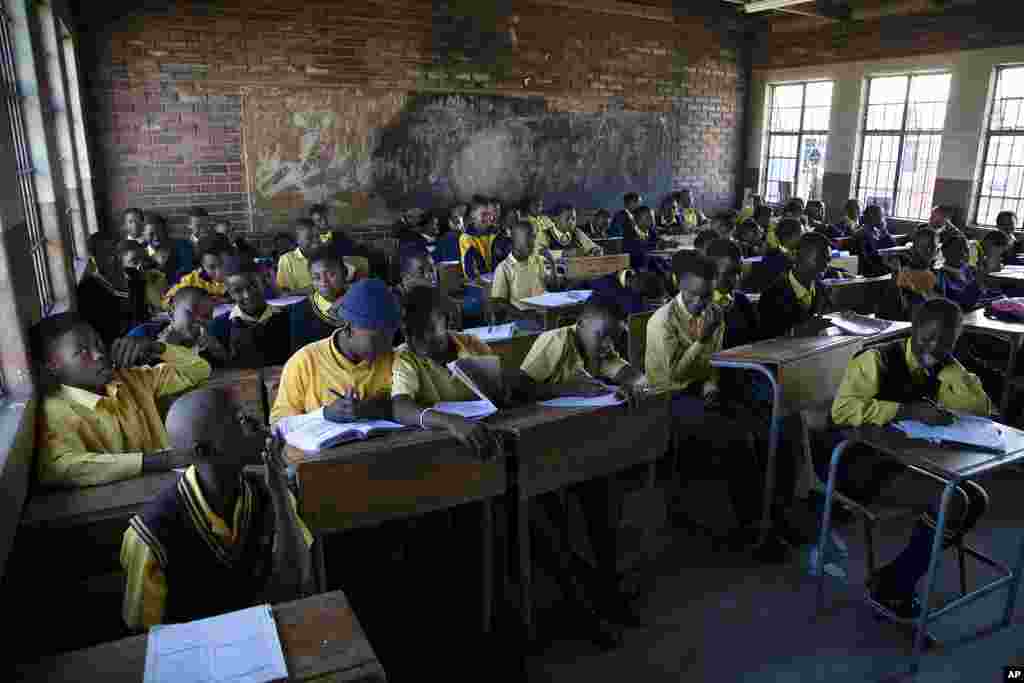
[
  {"x1": 521, "y1": 290, "x2": 592, "y2": 308},
  {"x1": 826, "y1": 312, "x2": 893, "y2": 336},
  {"x1": 274, "y1": 408, "x2": 410, "y2": 453},
  {"x1": 143, "y1": 604, "x2": 287, "y2": 683},
  {"x1": 894, "y1": 414, "x2": 1009, "y2": 453},
  {"x1": 463, "y1": 322, "x2": 517, "y2": 342},
  {"x1": 540, "y1": 393, "x2": 625, "y2": 408},
  {"x1": 435, "y1": 356, "x2": 502, "y2": 419}
]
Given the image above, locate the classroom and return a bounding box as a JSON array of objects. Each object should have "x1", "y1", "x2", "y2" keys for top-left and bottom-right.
[{"x1": 2, "y1": 1, "x2": 1024, "y2": 681}]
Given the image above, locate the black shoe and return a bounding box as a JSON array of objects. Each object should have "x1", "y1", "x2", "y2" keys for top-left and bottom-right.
[
  {"x1": 751, "y1": 531, "x2": 793, "y2": 564},
  {"x1": 866, "y1": 575, "x2": 923, "y2": 623}
]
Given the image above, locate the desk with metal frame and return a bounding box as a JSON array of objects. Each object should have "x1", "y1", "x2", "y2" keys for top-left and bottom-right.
[
  {"x1": 814, "y1": 425, "x2": 1024, "y2": 674},
  {"x1": 962, "y1": 308, "x2": 1024, "y2": 417}
]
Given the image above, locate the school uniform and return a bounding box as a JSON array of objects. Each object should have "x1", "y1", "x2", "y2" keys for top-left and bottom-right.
[
  {"x1": 645, "y1": 295, "x2": 764, "y2": 530},
  {"x1": 491, "y1": 252, "x2": 547, "y2": 310},
  {"x1": 825, "y1": 339, "x2": 991, "y2": 607},
  {"x1": 741, "y1": 247, "x2": 791, "y2": 293},
  {"x1": 535, "y1": 221, "x2": 601, "y2": 255},
  {"x1": 459, "y1": 232, "x2": 496, "y2": 280},
  {"x1": 895, "y1": 266, "x2": 938, "y2": 317},
  {"x1": 491, "y1": 233, "x2": 513, "y2": 266},
  {"x1": 608, "y1": 209, "x2": 632, "y2": 238},
  {"x1": 120, "y1": 465, "x2": 312, "y2": 629},
  {"x1": 142, "y1": 270, "x2": 168, "y2": 315},
  {"x1": 163, "y1": 269, "x2": 227, "y2": 308},
  {"x1": 276, "y1": 248, "x2": 313, "y2": 292},
  {"x1": 821, "y1": 217, "x2": 857, "y2": 239},
  {"x1": 718, "y1": 289, "x2": 760, "y2": 349},
  {"x1": 432, "y1": 231, "x2": 461, "y2": 264},
  {"x1": 857, "y1": 224, "x2": 897, "y2": 277},
  {"x1": 622, "y1": 220, "x2": 660, "y2": 272},
  {"x1": 587, "y1": 270, "x2": 649, "y2": 317},
  {"x1": 680, "y1": 207, "x2": 705, "y2": 233},
  {"x1": 209, "y1": 304, "x2": 292, "y2": 369},
  {"x1": 391, "y1": 333, "x2": 493, "y2": 403},
  {"x1": 148, "y1": 239, "x2": 195, "y2": 285},
  {"x1": 269, "y1": 330, "x2": 395, "y2": 423},
  {"x1": 289, "y1": 292, "x2": 342, "y2": 353},
  {"x1": 36, "y1": 345, "x2": 212, "y2": 487},
  {"x1": 77, "y1": 272, "x2": 149, "y2": 346},
  {"x1": 757, "y1": 270, "x2": 831, "y2": 339}
]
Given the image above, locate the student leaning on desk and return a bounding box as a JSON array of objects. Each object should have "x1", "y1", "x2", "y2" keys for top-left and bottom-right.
[
  {"x1": 30, "y1": 312, "x2": 213, "y2": 488},
  {"x1": 818, "y1": 298, "x2": 992, "y2": 620}
]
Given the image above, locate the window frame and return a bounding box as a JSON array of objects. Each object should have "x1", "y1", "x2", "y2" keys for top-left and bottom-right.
[
  {"x1": 973, "y1": 63, "x2": 1024, "y2": 227},
  {"x1": 761, "y1": 79, "x2": 834, "y2": 205},
  {"x1": 854, "y1": 70, "x2": 952, "y2": 222}
]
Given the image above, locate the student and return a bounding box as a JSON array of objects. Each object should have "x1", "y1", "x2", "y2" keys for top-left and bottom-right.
[
  {"x1": 783, "y1": 197, "x2": 807, "y2": 224},
  {"x1": 122, "y1": 208, "x2": 144, "y2": 242},
  {"x1": 645, "y1": 252, "x2": 786, "y2": 556},
  {"x1": 975, "y1": 230, "x2": 1012, "y2": 302},
  {"x1": 517, "y1": 295, "x2": 647, "y2": 630},
  {"x1": 121, "y1": 388, "x2": 313, "y2": 630},
  {"x1": 584, "y1": 208, "x2": 612, "y2": 239},
  {"x1": 490, "y1": 206, "x2": 518, "y2": 266},
  {"x1": 390, "y1": 285, "x2": 501, "y2": 456},
  {"x1": 395, "y1": 246, "x2": 463, "y2": 332},
  {"x1": 856, "y1": 204, "x2": 897, "y2": 277},
  {"x1": 758, "y1": 232, "x2": 833, "y2": 339},
  {"x1": 658, "y1": 195, "x2": 682, "y2": 233},
  {"x1": 922, "y1": 204, "x2": 957, "y2": 237},
  {"x1": 270, "y1": 279, "x2": 399, "y2": 424},
  {"x1": 756, "y1": 204, "x2": 777, "y2": 249},
  {"x1": 706, "y1": 239, "x2": 760, "y2": 348},
  {"x1": 826, "y1": 199, "x2": 860, "y2": 239},
  {"x1": 674, "y1": 188, "x2": 707, "y2": 232},
  {"x1": 709, "y1": 210, "x2": 738, "y2": 239},
  {"x1": 275, "y1": 219, "x2": 319, "y2": 294},
  {"x1": 135, "y1": 286, "x2": 229, "y2": 365},
  {"x1": 623, "y1": 206, "x2": 662, "y2": 271},
  {"x1": 210, "y1": 258, "x2": 292, "y2": 368},
  {"x1": 187, "y1": 207, "x2": 209, "y2": 246},
  {"x1": 30, "y1": 312, "x2": 212, "y2": 487},
  {"x1": 996, "y1": 210, "x2": 1021, "y2": 261},
  {"x1": 490, "y1": 220, "x2": 560, "y2": 325},
  {"x1": 827, "y1": 298, "x2": 991, "y2": 619},
  {"x1": 742, "y1": 218, "x2": 802, "y2": 293},
  {"x1": 458, "y1": 219, "x2": 497, "y2": 281},
  {"x1": 79, "y1": 231, "x2": 149, "y2": 346},
  {"x1": 805, "y1": 200, "x2": 828, "y2": 234},
  {"x1": 692, "y1": 228, "x2": 718, "y2": 257},
  {"x1": 894, "y1": 227, "x2": 939, "y2": 317},
  {"x1": 609, "y1": 192, "x2": 641, "y2": 238},
  {"x1": 536, "y1": 204, "x2": 603, "y2": 257},
  {"x1": 141, "y1": 212, "x2": 194, "y2": 284},
  {"x1": 163, "y1": 235, "x2": 232, "y2": 307},
  {"x1": 934, "y1": 233, "x2": 988, "y2": 312},
  {"x1": 587, "y1": 268, "x2": 665, "y2": 316},
  {"x1": 393, "y1": 212, "x2": 437, "y2": 252},
  {"x1": 432, "y1": 210, "x2": 464, "y2": 264},
  {"x1": 119, "y1": 239, "x2": 167, "y2": 317},
  {"x1": 735, "y1": 218, "x2": 766, "y2": 258},
  {"x1": 289, "y1": 245, "x2": 356, "y2": 352}
]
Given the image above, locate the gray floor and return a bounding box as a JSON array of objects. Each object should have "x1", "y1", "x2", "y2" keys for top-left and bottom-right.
[{"x1": 525, "y1": 471, "x2": 1024, "y2": 682}]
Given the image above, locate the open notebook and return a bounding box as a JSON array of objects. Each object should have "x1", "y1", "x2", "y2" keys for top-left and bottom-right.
[
  {"x1": 275, "y1": 408, "x2": 410, "y2": 453},
  {"x1": 463, "y1": 322, "x2": 517, "y2": 343},
  {"x1": 436, "y1": 356, "x2": 502, "y2": 420},
  {"x1": 144, "y1": 604, "x2": 287, "y2": 683},
  {"x1": 894, "y1": 414, "x2": 1009, "y2": 453},
  {"x1": 520, "y1": 290, "x2": 592, "y2": 308},
  {"x1": 825, "y1": 312, "x2": 893, "y2": 336}
]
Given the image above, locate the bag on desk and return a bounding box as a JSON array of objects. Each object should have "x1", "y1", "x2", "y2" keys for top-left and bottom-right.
[{"x1": 985, "y1": 297, "x2": 1024, "y2": 323}]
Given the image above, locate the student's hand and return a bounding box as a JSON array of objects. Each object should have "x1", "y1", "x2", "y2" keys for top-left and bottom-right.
[
  {"x1": 696, "y1": 305, "x2": 724, "y2": 342},
  {"x1": 445, "y1": 416, "x2": 501, "y2": 461},
  {"x1": 703, "y1": 388, "x2": 723, "y2": 411},
  {"x1": 262, "y1": 433, "x2": 291, "y2": 495},
  {"x1": 898, "y1": 401, "x2": 956, "y2": 426},
  {"x1": 564, "y1": 377, "x2": 612, "y2": 397},
  {"x1": 616, "y1": 383, "x2": 645, "y2": 410},
  {"x1": 110, "y1": 338, "x2": 164, "y2": 369},
  {"x1": 324, "y1": 388, "x2": 360, "y2": 423}
]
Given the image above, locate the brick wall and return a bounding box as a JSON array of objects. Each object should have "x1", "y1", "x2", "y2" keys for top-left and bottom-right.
[{"x1": 79, "y1": 0, "x2": 749, "y2": 241}]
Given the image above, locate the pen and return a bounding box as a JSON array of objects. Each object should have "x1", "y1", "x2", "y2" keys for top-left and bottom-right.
[{"x1": 922, "y1": 396, "x2": 954, "y2": 416}]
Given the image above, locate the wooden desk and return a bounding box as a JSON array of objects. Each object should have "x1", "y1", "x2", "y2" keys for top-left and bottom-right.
[
  {"x1": 824, "y1": 274, "x2": 893, "y2": 314},
  {"x1": 13, "y1": 590, "x2": 387, "y2": 682},
  {"x1": 517, "y1": 294, "x2": 591, "y2": 330},
  {"x1": 592, "y1": 237, "x2": 623, "y2": 254},
  {"x1": 815, "y1": 425, "x2": 1024, "y2": 675},
  {"x1": 962, "y1": 308, "x2": 1024, "y2": 416},
  {"x1": 990, "y1": 268, "x2": 1024, "y2": 286},
  {"x1": 487, "y1": 329, "x2": 543, "y2": 371},
  {"x1": 712, "y1": 335, "x2": 866, "y2": 544},
  {"x1": 563, "y1": 253, "x2": 630, "y2": 280},
  {"x1": 205, "y1": 365, "x2": 284, "y2": 423}
]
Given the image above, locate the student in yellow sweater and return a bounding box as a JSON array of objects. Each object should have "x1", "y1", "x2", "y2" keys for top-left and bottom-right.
[
  {"x1": 162, "y1": 235, "x2": 232, "y2": 308},
  {"x1": 30, "y1": 312, "x2": 212, "y2": 488},
  {"x1": 270, "y1": 279, "x2": 400, "y2": 426},
  {"x1": 489, "y1": 220, "x2": 561, "y2": 328},
  {"x1": 276, "y1": 219, "x2": 319, "y2": 294}
]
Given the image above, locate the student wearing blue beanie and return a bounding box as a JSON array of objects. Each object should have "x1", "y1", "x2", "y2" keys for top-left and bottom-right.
[{"x1": 271, "y1": 278, "x2": 400, "y2": 426}]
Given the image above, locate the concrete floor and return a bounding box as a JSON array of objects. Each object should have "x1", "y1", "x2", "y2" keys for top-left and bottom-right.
[{"x1": 524, "y1": 471, "x2": 1024, "y2": 682}]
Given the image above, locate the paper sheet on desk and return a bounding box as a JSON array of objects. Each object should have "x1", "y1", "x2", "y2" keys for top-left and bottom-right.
[
  {"x1": 144, "y1": 604, "x2": 287, "y2": 683},
  {"x1": 540, "y1": 393, "x2": 625, "y2": 408},
  {"x1": 464, "y1": 323, "x2": 517, "y2": 342},
  {"x1": 521, "y1": 290, "x2": 592, "y2": 307},
  {"x1": 825, "y1": 312, "x2": 893, "y2": 336},
  {"x1": 433, "y1": 400, "x2": 498, "y2": 419},
  {"x1": 894, "y1": 414, "x2": 1008, "y2": 453}
]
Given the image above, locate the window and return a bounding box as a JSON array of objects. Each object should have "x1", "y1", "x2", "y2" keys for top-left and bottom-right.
[
  {"x1": 762, "y1": 81, "x2": 833, "y2": 205},
  {"x1": 975, "y1": 65, "x2": 1024, "y2": 226},
  {"x1": 0, "y1": 4, "x2": 52, "y2": 314},
  {"x1": 855, "y1": 72, "x2": 952, "y2": 221}
]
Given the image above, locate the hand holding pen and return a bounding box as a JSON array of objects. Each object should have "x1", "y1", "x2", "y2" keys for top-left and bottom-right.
[{"x1": 324, "y1": 387, "x2": 363, "y2": 423}]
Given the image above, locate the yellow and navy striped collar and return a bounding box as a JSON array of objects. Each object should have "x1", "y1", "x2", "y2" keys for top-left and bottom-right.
[{"x1": 310, "y1": 291, "x2": 342, "y2": 326}]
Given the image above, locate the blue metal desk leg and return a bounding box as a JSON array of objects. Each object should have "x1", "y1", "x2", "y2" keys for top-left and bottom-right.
[
  {"x1": 911, "y1": 480, "x2": 956, "y2": 674},
  {"x1": 1002, "y1": 521, "x2": 1024, "y2": 627},
  {"x1": 712, "y1": 361, "x2": 781, "y2": 545},
  {"x1": 816, "y1": 439, "x2": 850, "y2": 612}
]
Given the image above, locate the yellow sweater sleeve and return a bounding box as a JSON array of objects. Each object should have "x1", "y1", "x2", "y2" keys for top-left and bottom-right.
[
  {"x1": 120, "y1": 524, "x2": 168, "y2": 630},
  {"x1": 831, "y1": 351, "x2": 901, "y2": 426}
]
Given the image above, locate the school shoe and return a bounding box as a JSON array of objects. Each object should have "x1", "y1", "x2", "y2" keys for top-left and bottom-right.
[
  {"x1": 805, "y1": 529, "x2": 849, "y2": 580},
  {"x1": 866, "y1": 574, "x2": 923, "y2": 623}
]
